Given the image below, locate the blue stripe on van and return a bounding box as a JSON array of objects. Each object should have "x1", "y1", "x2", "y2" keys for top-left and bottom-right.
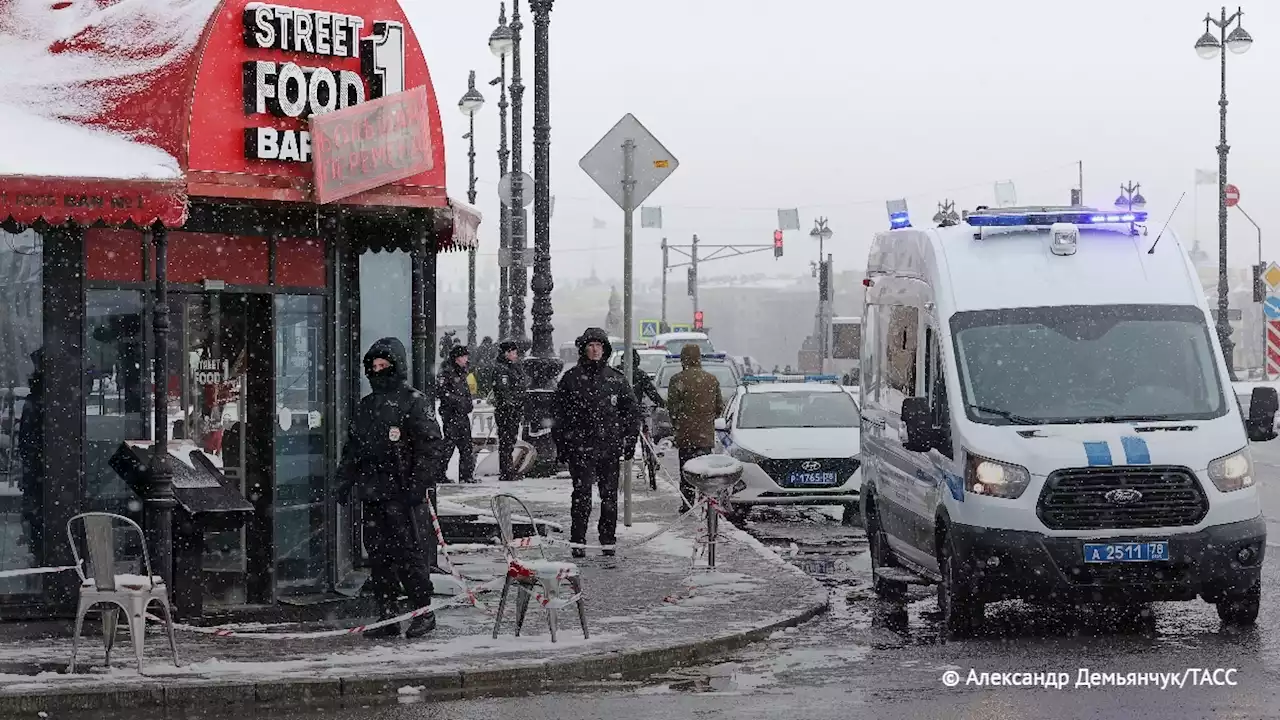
[
  {"x1": 1120, "y1": 436, "x2": 1150, "y2": 464},
  {"x1": 1083, "y1": 441, "x2": 1112, "y2": 466}
]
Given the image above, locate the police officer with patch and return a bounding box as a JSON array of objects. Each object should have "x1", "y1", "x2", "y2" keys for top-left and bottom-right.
[
  {"x1": 552, "y1": 327, "x2": 641, "y2": 558},
  {"x1": 491, "y1": 340, "x2": 528, "y2": 482},
  {"x1": 437, "y1": 345, "x2": 477, "y2": 483},
  {"x1": 336, "y1": 337, "x2": 444, "y2": 639}
]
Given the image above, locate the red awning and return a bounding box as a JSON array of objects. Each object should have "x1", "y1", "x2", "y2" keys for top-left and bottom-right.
[
  {"x1": 0, "y1": 175, "x2": 188, "y2": 228},
  {"x1": 440, "y1": 199, "x2": 482, "y2": 252}
]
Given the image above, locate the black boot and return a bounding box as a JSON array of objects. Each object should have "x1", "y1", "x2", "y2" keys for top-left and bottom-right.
[
  {"x1": 405, "y1": 612, "x2": 436, "y2": 639},
  {"x1": 571, "y1": 548, "x2": 586, "y2": 559},
  {"x1": 365, "y1": 601, "x2": 401, "y2": 639}
]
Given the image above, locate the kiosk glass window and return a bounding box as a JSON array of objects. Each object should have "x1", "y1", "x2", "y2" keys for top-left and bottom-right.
[
  {"x1": 274, "y1": 295, "x2": 329, "y2": 593},
  {"x1": 0, "y1": 230, "x2": 43, "y2": 594},
  {"x1": 358, "y1": 250, "x2": 412, "y2": 394}
]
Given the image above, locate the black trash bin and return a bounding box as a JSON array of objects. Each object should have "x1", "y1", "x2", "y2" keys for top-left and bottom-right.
[{"x1": 110, "y1": 442, "x2": 255, "y2": 619}]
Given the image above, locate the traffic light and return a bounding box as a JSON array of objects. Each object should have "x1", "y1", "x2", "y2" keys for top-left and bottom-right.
[
  {"x1": 693, "y1": 310, "x2": 704, "y2": 330},
  {"x1": 1255, "y1": 262, "x2": 1267, "y2": 303},
  {"x1": 773, "y1": 230, "x2": 784, "y2": 258}
]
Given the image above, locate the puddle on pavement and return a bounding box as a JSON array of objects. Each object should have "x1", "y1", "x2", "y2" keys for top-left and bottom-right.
[{"x1": 648, "y1": 662, "x2": 766, "y2": 694}]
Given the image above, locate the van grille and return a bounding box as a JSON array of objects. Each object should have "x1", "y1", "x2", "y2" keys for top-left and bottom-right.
[{"x1": 1036, "y1": 466, "x2": 1208, "y2": 530}]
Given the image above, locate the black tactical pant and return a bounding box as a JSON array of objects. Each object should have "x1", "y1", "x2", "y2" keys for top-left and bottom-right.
[
  {"x1": 442, "y1": 415, "x2": 475, "y2": 482},
  {"x1": 496, "y1": 407, "x2": 521, "y2": 482},
  {"x1": 362, "y1": 500, "x2": 434, "y2": 613},
  {"x1": 568, "y1": 450, "x2": 621, "y2": 548}
]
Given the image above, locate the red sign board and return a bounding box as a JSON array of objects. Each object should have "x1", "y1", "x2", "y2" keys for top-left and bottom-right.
[
  {"x1": 1226, "y1": 183, "x2": 1240, "y2": 207},
  {"x1": 309, "y1": 86, "x2": 434, "y2": 204}
]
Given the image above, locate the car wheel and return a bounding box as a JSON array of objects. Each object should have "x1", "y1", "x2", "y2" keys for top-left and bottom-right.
[
  {"x1": 938, "y1": 530, "x2": 983, "y2": 638},
  {"x1": 1215, "y1": 582, "x2": 1261, "y2": 626},
  {"x1": 865, "y1": 494, "x2": 906, "y2": 600}
]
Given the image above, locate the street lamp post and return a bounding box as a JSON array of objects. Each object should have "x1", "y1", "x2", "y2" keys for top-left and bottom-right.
[
  {"x1": 809, "y1": 218, "x2": 833, "y2": 364},
  {"x1": 458, "y1": 71, "x2": 485, "y2": 348},
  {"x1": 508, "y1": 0, "x2": 528, "y2": 344},
  {"x1": 489, "y1": 5, "x2": 514, "y2": 342},
  {"x1": 529, "y1": 0, "x2": 557, "y2": 366},
  {"x1": 1195, "y1": 5, "x2": 1253, "y2": 380}
]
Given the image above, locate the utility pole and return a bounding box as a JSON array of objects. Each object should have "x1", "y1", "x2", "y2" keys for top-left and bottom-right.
[
  {"x1": 660, "y1": 237, "x2": 668, "y2": 327},
  {"x1": 665, "y1": 232, "x2": 787, "y2": 328},
  {"x1": 689, "y1": 233, "x2": 699, "y2": 316}
]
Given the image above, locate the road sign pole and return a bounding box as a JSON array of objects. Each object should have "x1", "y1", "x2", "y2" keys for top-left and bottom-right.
[
  {"x1": 661, "y1": 237, "x2": 668, "y2": 327},
  {"x1": 622, "y1": 138, "x2": 636, "y2": 528}
]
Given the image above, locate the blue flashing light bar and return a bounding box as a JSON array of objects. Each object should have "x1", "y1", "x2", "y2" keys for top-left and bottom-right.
[
  {"x1": 742, "y1": 374, "x2": 840, "y2": 384},
  {"x1": 965, "y1": 210, "x2": 1148, "y2": 228},
  {"x1": 667, "y1": 352, "x2": 727, "y2": 360},
  {"x1": 889, "y1": 212, "x2": 911, "y2": 229}
]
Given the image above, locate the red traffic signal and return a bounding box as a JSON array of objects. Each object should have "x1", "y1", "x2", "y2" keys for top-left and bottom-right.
[
  {"x1": 773, "y1": 230, "x2": 783, "y2": 258},
  {"x1": 693, "y1": 310, "x2": 704, "y2": 329}
]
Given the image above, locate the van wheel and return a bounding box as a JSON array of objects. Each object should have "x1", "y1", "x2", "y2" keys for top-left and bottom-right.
[
  {"x1": 865, "y1": 496, "x2": 906, "y2": 600},
  {"x1": 938, "y1": 530, "x2": 984, "y2": 638},
  {"x1": 1216, "y1": 583, "x2": 1261, "y2": 626}
]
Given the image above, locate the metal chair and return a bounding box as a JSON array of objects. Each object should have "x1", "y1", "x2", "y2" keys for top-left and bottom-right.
[
  {"x1": 67, "y1": 512, "x2": 179, "y2": 673},
  {"x1": 489, "y1": 494, "x2": 588, "y2": 642}
]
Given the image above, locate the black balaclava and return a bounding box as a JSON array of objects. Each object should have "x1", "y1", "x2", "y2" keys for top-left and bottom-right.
[{"x1": 364, "y1": 337, "x2": 408, "y2": 394}]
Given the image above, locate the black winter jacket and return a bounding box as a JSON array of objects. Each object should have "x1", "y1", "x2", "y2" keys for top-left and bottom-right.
[
  {"x1": 552, "y1": 328, "x2": 641, "y2": 460},
  {"x1": 492, "y1": 355, "x2": 529, "y2": 414},
  {"x1": 337, "y1": 338, "x2": 444, "y2": 504},
  {"x1": 436, "y1": 361, "x2": 473, "y2": 424}
]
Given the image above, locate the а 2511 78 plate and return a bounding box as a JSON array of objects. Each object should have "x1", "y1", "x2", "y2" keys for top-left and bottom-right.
[{"x1": 1082, "y1": 541, "x2": 1169, "y2": 563}]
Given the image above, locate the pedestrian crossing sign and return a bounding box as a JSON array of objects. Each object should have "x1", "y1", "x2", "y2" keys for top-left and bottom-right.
[
  {"x1": 640, "y1": 319, "x2": 659, "y2": 339},
  {"x1": 670, "y1": 323, "x2": 692, "y2": 333}
]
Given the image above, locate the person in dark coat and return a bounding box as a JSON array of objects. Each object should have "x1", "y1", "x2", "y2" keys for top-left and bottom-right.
[
  {"x1": 474, "y1": 336, "x2": 498, "y2": 396},
  {"x1": 437, "y1": 344, "x2": 476, "y2": 483},
  {"x1": 491, "y1": 340, "x2": 528, "y2": 483},
  {"x1": 336, "y1": 337, "x2": 444, "y2": 639},
  {"x1": 623, "y1": 348, "x2": 664, "y2": 457},
  {"x1": 17, "y1": 348, "x2": 43, "y2": 562},
  {"x1": 666, "y1": 344, "x2": 725, "y2": 512},
  {"x1": 552, "y1": 328, "x2": 641, "y2": 558}
]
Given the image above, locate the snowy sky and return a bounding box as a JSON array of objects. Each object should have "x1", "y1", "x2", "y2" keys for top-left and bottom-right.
[{"x1": 408, "y1": 0, "x2": 1280, "y2": 284}]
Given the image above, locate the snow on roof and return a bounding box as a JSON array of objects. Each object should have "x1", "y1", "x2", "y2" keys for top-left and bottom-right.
[
  {"x1": 0, "y1": 0, "x2": 220, "y2": 179},
  {"x1": 0, "y1": 104, "x2": 180, "y2": 179}
]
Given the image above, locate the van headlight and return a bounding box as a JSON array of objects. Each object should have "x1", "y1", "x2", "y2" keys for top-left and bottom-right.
[
  {"x1": 1207, "y1": 448, "x2": 1254, "y2": 492},
  {"x1": 964, "y1": 452, "x2": 1031, "y2": 499},
  {"x1": 728, "y1": 445, "x2": 768, "y2": 466}
]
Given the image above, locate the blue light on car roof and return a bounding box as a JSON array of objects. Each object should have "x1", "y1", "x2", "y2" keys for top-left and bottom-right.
[
  {"x1": 965, "y1": 210, "x2": 1148, "y2": 227},
  {"x1": 805, "y1": 374, "x2": 839, "y2": 382},
  {"x1": 668, "y1": 352, "x2": 726, "y2": 359},
  {"x1": 889, "y1": 212, "x2": 911, "y2": 229}
]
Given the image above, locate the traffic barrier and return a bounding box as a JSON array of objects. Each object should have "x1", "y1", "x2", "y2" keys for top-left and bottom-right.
[{"x1": 0, "y1": 564, "x2": 80, "y2": 579}]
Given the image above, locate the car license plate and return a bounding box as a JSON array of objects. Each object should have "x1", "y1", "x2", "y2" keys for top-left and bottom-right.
[
  {"x1": 787, "y1": 471, "x2": 838, "y2": 486},
  {"x1": 1082, "y1": 541, "x2": 1169, "y2": 563}
]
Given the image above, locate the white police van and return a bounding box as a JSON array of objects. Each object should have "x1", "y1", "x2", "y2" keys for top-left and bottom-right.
[{"x1": 859, "y1": 205, "x2": 1280, "y2": 637}]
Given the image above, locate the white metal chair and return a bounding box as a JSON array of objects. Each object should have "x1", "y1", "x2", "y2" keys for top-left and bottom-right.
[
  {"x1": 489, "y1": 494, "x2": 588, "y2": 642},
  {"x1": 67, "y1": 512, "x2": 179, "y2": 673}
]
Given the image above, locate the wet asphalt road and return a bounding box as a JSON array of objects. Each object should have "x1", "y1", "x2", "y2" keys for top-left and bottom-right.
[{"x1": 142, "y1": 442, "x2": 1280, "y2": 720}]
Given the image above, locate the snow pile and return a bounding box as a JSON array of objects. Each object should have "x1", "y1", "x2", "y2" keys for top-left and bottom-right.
[
  {"x1": 0, "y1": 0, "x2": 220, "y2": 178},
  {"x1": 682, "y1": 455, "x2": 742, "y2": 478}
]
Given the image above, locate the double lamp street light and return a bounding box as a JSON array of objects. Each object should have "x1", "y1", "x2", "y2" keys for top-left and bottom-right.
[{"x1": 1194, "y1": 5, "x2": 1253, "y2": 379}]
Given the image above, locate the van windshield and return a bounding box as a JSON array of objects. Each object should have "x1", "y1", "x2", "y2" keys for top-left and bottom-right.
[{"x1": 951, "y1": 304, "x2": 1227, "y2": 425}]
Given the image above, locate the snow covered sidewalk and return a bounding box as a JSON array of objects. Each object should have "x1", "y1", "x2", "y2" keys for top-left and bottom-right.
[{"x1": 0, "y1": 471, "x2": 827, "y2": 713}]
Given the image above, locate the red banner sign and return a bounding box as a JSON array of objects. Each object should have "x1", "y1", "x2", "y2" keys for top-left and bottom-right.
[{"x1": 309, "y1": 86, "x2": 433, "y2": 204}]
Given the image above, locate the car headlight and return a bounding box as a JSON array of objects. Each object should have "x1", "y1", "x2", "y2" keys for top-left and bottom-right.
[
  {"x1": 964, "y1": 451, "x2": 1031, "y2": 499},
  {"x1": 1208, "y1": 448, "x2": 1254, "y2": 492},
  {"x1": 728, "y1": 444, "x2": 768, "y2": 466}
]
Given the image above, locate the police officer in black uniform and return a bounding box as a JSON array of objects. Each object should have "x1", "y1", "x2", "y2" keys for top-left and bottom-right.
[
  {"x1": 436, "y1": 345, "x2": 476, "y2": 483},
  {"x1": 491, "y1": 340, "x2": 528, "y2": 482},
  {"x1": 336, "y1": 337, "x2": 444, "y2": 639}
]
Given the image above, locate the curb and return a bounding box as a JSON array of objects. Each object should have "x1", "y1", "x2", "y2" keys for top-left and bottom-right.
[{"x1": 0, "y1": 597, "x2": 827, "y2": 715}]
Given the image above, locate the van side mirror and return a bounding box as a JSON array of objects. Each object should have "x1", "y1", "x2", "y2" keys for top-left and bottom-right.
[
  {"x1": 1247, "y1": 386, "x2": 1279, "y2": 442},
  {"x1": 714, "y1": 418, "x2": 727, "y2": 432},
  {"x1": 901, "y1": 397, "x2": 934, "y2": 453}
]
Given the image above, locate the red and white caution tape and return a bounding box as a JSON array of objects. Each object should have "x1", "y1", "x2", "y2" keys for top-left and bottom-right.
[{"x1": 504, "y1": 495, "x2": 704, "y2": 553}]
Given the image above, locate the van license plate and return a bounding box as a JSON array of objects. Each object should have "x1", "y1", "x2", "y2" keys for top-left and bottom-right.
[
  {"x1": 787, "y1": 471, "x2": 838, "y2": 486},
  {"x1": 1082, "y1": 541, "x2": 1169, "y2": 563}
]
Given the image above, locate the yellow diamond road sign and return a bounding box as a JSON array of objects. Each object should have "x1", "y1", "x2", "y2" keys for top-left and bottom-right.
[{"x1": 1265, "y1": 262, "x2": 1280, "y2": 289}]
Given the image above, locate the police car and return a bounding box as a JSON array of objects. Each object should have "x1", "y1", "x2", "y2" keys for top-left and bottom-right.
[
  {"x1": 861, "y1": 205, "x2": 1279, "y2": 637},
  {"x1": 715, "y1": 375, "x2": 862, "y2": 524}
]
